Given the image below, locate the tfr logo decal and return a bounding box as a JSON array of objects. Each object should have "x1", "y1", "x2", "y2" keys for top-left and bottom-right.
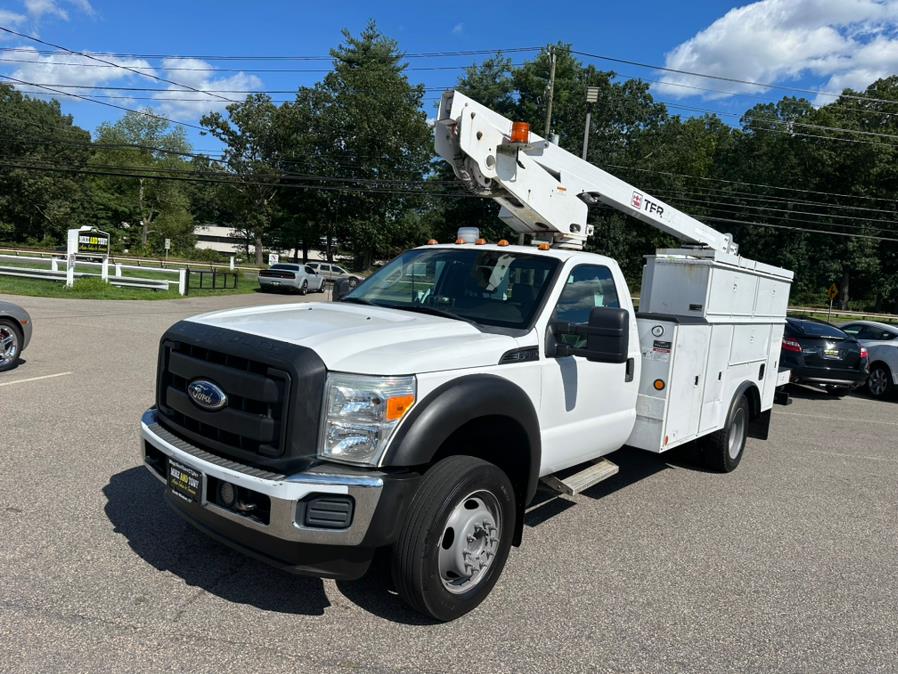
[{"x1": 632, "y1": 191, "x2": 664, "y2": 218}]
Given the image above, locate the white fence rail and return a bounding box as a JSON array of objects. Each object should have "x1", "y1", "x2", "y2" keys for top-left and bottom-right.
[{"x1": 0, "y1": 253, "x2": 187, "y2": 294}]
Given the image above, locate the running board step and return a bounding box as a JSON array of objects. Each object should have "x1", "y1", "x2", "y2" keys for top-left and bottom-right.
[{"x1": 541, "y1": 459, "x2": 619, "y2": 496}]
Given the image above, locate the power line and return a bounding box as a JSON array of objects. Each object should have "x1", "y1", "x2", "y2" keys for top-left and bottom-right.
[
  {"x1": 0, "y1": 56, "x2": 524, "y2": 74},
  {"x1": 653, "y1": 192, "x2": 898, "y2": 230},
  {"x1": 607, "y1": 163, "x2": 898, "y2": 205},
  {"x1": 572, "y1": 48, "x2": 898, "y2": 107},
  {"x1": 0, "y1": 45, "x2": 541, "y2": 61},
  {"x1": 0, "y1": 26, "x2": 238, "y2": 104},
  {"x1": 0, "y1": 73, "x2": 204, "y2": 130},
  {"x1": 703, "y1": 216, "x2": 898, "y2": 242},
  {"x1": 646, "y1": 183, "x2": 898, "y2": 216}
]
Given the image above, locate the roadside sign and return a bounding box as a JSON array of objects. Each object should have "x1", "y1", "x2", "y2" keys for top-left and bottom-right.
[
  {"x1": 164, "y1": 238, "x2": 171, "y2": 251},
  {"x1": 268, "y1": 253, "x2": 279, "y2": 266},
  {"x1": 76, "y1": 228, "x2": 110, "y2": 255},
  {"x1": 827, "y1": 283, "x2": 839, "y2": 301}
]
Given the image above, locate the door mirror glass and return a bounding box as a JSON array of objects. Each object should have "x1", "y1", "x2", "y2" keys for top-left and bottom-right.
[{"x1": 552, "y1": 306, "x2": 629, "y2": 363}]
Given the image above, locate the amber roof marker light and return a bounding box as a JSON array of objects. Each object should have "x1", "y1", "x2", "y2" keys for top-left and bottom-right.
[{"x1": 510, "y1": 121, "x2": 530, "y2": 144}]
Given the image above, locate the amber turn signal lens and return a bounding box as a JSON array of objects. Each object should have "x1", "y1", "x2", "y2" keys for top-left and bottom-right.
[
  {"x1": 497, "y1": 239, "x2": 510, "y2": 247},
  {"x1": 653, "y1": 379, "x2": 666, "y2": 391},
  {"x1": 386, "y1": 394, "x2": 415, "y2": 421},
  {"x1": 426, "y1": 239, "x2": 438, "y2": 245},
  {"x1": 510, "y1": 121, "x2": 530, "y2": 144},
  {"x1": 537, "y1": 242, "x2": 551, "y2": 251},
  {"x1": 455, "y1": 238, "x2": 465, "y2": 245},
  {"x1": 475, "y1": 238, "x2": 486, "y2": 245}
]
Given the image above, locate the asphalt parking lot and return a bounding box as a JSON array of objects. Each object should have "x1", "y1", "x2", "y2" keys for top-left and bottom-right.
[{"x1": 1, "y1": 291, "x2": 897, "y2": 673}]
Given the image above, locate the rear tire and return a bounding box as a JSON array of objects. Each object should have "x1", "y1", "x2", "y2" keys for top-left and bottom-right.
[
  {"x1": 299, "y1": 280, "x2": 308, "y2": 296},
  {"x1": 701, "y1": 394, "x2": 749, "y2": 472},
  {"x1": 391, "y1": 456, "x2": 515, "y2": 622},
  {"x1": 0, "y1": 319, "x2": 23, "y2": 373},
  {"x1": 867, "y1": 363, "x2": 893, "y2": 399}
]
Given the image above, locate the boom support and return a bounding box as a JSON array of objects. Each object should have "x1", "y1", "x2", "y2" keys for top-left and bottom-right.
[{"x1": 436, "y1": 90, "x2": 738, "y2": 254}]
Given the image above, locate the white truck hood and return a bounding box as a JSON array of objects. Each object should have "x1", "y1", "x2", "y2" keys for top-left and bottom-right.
[{"x1": 186, "y1": 302, "x2": 522, "y2": 374}]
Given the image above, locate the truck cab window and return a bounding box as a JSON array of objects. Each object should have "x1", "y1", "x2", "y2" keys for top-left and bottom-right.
[{"x1": 551, "y1": 264, "x2": 620, "y2": 349}]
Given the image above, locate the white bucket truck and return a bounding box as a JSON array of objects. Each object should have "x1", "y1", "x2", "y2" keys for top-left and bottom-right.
[{"x1": 140, "y1": 91, "x2": 792, "y2": 621}]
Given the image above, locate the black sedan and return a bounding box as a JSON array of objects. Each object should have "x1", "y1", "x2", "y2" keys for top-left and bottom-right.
[{"x1": 781, "y1": 317, "x2": 868, "y2": 396}]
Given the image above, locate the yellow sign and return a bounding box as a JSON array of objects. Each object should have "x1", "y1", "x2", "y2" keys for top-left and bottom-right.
[{"x1": 827, "y1": 283, "x2": 839, "y2": 301}]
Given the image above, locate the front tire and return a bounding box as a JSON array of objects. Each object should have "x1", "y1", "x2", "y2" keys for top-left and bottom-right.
[
  {"x1": 867, "y1": 363, "x2": 893, "y2": 399},
  {"x1": 391, "y1": 456, "x2": 515, "y2": 622},
  {"x1": 701, "y1": 394, "x2": 749, "y2": 472},
  {"x1": 0, "y1": 319, "x2": 23, "y2": 372}
]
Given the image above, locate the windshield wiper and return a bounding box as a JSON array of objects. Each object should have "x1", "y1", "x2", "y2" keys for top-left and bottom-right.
[{"x1": 339, "y1": 297, "x2": 375, "y2": 306}]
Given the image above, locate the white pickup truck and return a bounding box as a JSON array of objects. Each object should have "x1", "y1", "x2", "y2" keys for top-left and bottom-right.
[{"x1": 140, "y1": 91, "x2": 793, "y2": 621}]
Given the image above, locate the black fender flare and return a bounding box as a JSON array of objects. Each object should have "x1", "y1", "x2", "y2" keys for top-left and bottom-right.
[{"x1": 384, "y1": 374, "x2": 542, "y2": 504}]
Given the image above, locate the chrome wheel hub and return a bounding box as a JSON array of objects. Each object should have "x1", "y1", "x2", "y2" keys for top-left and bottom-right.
[
  {"x1": 0, "y1": 326, "x2": 18, "y2": 367},
  {"x1": 438, "y1": 491, "x2": 500, "y2": 594}
]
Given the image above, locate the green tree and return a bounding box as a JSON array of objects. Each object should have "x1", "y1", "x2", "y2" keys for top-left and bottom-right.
[
  {"x1": 93, "y1": 111, "x2": 194, "y2": 253},
  {"x1": 0, "y1": 84, "x2": 92, "y2": 244},
  {"x1": 313, "y1": 21, "x2": 432, "y2": 268},
  {"x1": 201, "y1": 94, "x2": 290, "y2": 265}
]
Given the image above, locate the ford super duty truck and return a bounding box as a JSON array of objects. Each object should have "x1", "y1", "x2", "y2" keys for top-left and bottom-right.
[{"x1": 140, "y1": 91, "x2": 793, "y2": 621}]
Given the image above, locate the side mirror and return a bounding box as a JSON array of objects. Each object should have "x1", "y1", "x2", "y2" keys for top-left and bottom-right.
[
  {"x1": 552, "y1": 306, "x2": 629, "y2": 363},
  {"x1": 333, "y1": 277, "x2": 353, "y2": 301}
]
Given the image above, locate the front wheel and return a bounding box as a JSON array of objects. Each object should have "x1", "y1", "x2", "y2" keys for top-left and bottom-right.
[
  {"x1": 867, "y1": 364, "x2": 893, "y2": 399},
  {"x1": 0, "y1": 319, "x2": 23, "y2": 372},
  {"x1": 391, "y1": 456, "x2": 515, "y2": 622},
  {"x1": 701, "y1": 394, "x2": 749, "y2": 472}
]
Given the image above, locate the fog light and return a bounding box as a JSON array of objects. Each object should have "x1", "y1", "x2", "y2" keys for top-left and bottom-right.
[{"x1": 218, "y1": 481, "x2": 236, "y2": 508}]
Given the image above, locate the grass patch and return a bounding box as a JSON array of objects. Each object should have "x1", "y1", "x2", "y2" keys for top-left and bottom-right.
[{"x1": 0, "y1": 274, "x2": 258, "y2": 300}]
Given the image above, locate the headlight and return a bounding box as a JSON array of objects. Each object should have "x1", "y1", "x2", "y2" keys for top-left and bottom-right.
[{"x1": 318, "y1": 373, "x2": 416, "y2": 466}]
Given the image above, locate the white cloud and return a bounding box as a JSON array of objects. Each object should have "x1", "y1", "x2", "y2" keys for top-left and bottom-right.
[
  {"x1": 656, "y1": 0, "x2": 898, "y2": 105},
  {"x1": 66, "y1": 0, "x2": 95, "y2": 16},
  {"x1": 24, "y1": 0, "x2": 69, "y2": 21},
  {"x1": 0, "y1": 9, "x2": 28, "y2": 25},
  {"x1": 10, "y1": 46, "x2": 157, "y2": 90},
  {"x1": 451, "y1": 22, "x2": 464, "y2": 35},
  {"x1": 153, "y1": 58, "x2": 263, "y2": 119}
]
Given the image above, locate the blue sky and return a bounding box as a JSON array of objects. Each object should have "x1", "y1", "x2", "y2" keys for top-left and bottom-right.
[{"x1": 2, "y1": 0, "x2": 897, "y2": 150}]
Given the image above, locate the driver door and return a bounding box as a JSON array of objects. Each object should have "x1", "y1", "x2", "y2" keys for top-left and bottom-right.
[{"x1": 538, "y1": 262, "x2": 639, "y2": 474}]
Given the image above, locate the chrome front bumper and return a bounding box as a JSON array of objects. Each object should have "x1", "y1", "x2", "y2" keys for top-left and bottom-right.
[{"x1": 140, "y1": 408, "x2": 384, "y2": 546}]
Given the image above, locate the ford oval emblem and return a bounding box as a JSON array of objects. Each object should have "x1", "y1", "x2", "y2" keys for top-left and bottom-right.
[{"x1": 188, "y1": 379, "x2": 228, "y2": 411}]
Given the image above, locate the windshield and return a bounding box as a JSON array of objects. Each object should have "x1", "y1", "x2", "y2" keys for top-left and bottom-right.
[
  {"x1": 271, "y1": 264, "x2": 299, "y2": 271},
  {"x1": 343, "y1": 248, "x2": 560, "y2": 330}
]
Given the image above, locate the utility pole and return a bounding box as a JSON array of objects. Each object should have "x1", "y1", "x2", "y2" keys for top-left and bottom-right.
[
  {"x1": 543, "y1": 46, "x2": 557, "y2": 139},
  {"x1": 582, "y1": 86, "x2": 599, "y2": 160}
]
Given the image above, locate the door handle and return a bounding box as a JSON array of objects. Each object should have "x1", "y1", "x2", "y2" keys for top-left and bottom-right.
[{"x1": 625, "y1": 357, "x2": 635, "y2": 382}]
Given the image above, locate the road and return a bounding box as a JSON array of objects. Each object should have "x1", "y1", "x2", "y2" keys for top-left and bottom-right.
[{"x1": 1, "y1": 291, "x2": 896, "y2": 673}]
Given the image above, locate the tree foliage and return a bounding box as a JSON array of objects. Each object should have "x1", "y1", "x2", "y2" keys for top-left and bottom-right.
[{"x1": 2, "y1": 41, "x2": 898, "y2": 310}]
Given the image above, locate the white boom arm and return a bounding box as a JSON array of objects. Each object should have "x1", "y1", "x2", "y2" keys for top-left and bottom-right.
[{"x1": 435, "y1": 90, "x2": 738, "y2": 254}]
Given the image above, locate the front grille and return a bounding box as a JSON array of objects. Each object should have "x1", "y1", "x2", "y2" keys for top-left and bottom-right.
[
  {"x1": 158, "y1": 340, "x2": 291, "y2": 460},
  {"x1": 155, "y1": 320, "x2": 328, "y2": 473}
]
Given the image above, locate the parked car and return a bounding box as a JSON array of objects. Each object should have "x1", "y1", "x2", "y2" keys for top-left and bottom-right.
[
  {"x1": 781, "y1": 317, "x2": 868, "y2": 396},
  {"x1": 306, "y1": 261, "x2": 363, "y2": 286},
  {"x1": 257, "y1": 263, "x2": 326, "y2": 295},
  {"x1": 840, "y1": 320, "x2": 898, "y2": 399},
  {"x1": 0, "y1": 300, "x2": 33, "y2": 372}
]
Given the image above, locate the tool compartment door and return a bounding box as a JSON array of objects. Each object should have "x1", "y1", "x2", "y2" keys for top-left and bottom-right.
[{"x1": 663, "y1": 323, "x2": 711, "y2": 447}]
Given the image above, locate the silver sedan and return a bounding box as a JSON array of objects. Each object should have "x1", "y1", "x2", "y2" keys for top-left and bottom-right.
[
  {"x1": 257, "y1": 263, "x2": 327, "y2": 295},
  {"x1": 0, "y1": 300, "x2": 32, "y2": 372}
]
